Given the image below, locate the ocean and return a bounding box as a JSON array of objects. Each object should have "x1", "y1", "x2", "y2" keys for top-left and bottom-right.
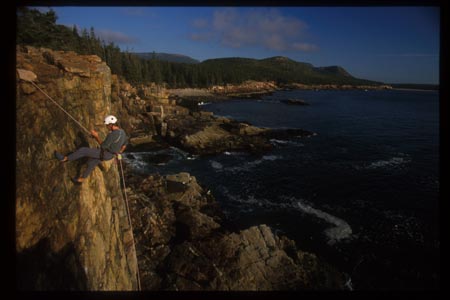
[{"x1": 125, "y1": 89, "x2": 440, "y2": 290}]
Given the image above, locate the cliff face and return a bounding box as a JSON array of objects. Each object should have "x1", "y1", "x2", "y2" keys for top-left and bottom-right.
[{"x1": 16, "y1": 46, "x2": 138, "y2": 290}]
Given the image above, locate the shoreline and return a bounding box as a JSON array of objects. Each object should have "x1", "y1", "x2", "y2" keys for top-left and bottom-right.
[
  {"x1": 168, "y1": 87, "x2": 438, "y2": 102},
  {"x1": 391, "y1": 88, "x2": 439, "y2": 92}
]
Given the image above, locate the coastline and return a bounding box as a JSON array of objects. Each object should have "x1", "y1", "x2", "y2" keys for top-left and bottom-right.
[
  {"x1": 391, "y1": 88, "x2": 439, "y2": 92},
  {"x1": 168, "y1": 81, "x2": 395, "y2": 102}
]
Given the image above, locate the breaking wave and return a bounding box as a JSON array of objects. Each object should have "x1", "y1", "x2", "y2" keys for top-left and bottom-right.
[
  {"x1": 367, "y1": 157, "x2": 410, "y2": 169},
  {"x1": 210, "y1": 160, "x2": 223, "y2": 170},
  {"x1": 220, "y1": 187, "x2": 353, "y2": 245},
  {"x1": 210, "y1": 155, "x2": 282, "y2": 173},
  {"x1": 269, "y1": 139, "x2": 304, "y2": 147},
  {"x1": 123, "y1": 152, "x2": 150, "y2": 172},
  {"x1": 354, "y1": 154, "x2": 411, "y2": 170},
  {"x1": 292, "y1": 198, "x2": 353, "y2": 245}
]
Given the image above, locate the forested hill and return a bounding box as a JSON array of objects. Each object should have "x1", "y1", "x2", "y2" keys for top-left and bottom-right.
[
  {"x1": 17, "y1": 7, "x2": 382, "y2": 88},
  {"x1": 199, "y1": 56, "x2": 380, "y2": 85},
  {"x1": 134, "y1": 52, "x2": 200, "y2": 64}
]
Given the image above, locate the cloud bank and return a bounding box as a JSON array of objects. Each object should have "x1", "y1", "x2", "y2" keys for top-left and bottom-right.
[
  {"x1": 190, "y1": 8, "x2": 319, "y2": 52},
  {"x1": 95, "y1": 29, "x2": 138, "y2": 44}
]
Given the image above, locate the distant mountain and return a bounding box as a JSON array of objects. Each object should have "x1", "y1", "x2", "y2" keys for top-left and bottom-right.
[
  {"x1": 315, "y1": 66, "x2": 353, "y2": 78},
  {"x1": 134, "y1": 52, "x2": 200, "y2": 64},
  {"x1": 132, "y1": 52, "x2": 381, "y2": 85},
  {"x1": 199, "y1": 56, "x2": 382, "y2": 85}
]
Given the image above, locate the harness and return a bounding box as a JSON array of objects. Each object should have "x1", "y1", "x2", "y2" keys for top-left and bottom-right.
[{"x1": 100, "y1": 130, "x2": 124, "y2": 161}]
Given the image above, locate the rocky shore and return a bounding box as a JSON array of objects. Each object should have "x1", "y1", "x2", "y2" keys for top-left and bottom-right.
[
  {"x1": 125, "y1": 170, "x2": 346, "y2": 290},
  {"x1": 167, "y1": 80, "x2": 393, "y2": 104},
  {"x1": 123, "y1": 81, "x2": 314, "y2": 156}
]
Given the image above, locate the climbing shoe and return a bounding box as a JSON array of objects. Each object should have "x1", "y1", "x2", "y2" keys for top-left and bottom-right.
[
  {"x1": 54, "y1": 151, "x2": 66, "y2": 162},
  {"x1": 71, "y1": 177, "x2": 83, "y2": 185}
]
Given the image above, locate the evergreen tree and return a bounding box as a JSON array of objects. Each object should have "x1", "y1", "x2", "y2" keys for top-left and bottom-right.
[{"x1": 17, "y1": 7, "x2": 58, "y2": 47}]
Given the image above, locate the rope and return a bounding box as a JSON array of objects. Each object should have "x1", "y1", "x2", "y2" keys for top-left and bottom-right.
[
  {"x1": 118, "y1": 157, "x2": 142, "y2": 291},
  {"x1": 27, "y1": 79, "x2": 92, "y2": 135}
]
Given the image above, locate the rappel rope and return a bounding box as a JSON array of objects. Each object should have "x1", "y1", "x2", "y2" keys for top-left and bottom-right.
[
  {"x1": 117, "y1": 155, "x2": 141, "y2": 291},
  {"x1": 19, "y1": 71, "x2": 141, "y2": 291},
  {"x1": 25, "y1": 78, "x2": 92, "y2": 135}
]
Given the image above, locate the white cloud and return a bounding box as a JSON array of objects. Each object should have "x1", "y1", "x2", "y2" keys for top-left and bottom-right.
[
  {"x1": 190, "y1": 32, "x2": 213, "y2": 42},
  {"x1": 190, "y1": 8, "x2": 318, "y2": 53},
  {"x1": 192, "y1": 18, "x2": 209, "y2": 29},
  {"x1": 263, "y1": 34, "x2": 288, "y2": 51},
  {"x1": 292, "y1": 42, "x2": 319, "y2": 52},
  {"x1": 96, "y1": 29, "x2": 138, "y2": 44}
]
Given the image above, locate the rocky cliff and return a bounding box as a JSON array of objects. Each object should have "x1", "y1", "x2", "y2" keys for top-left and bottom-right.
[{"x1": 16, "y1": 46, "x2": 138, "y2": 290}]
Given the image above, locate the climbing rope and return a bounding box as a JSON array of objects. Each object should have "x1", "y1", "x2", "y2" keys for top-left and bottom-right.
[
  {"x1": 117, "y1": 156, "x2": 142, "y2": 290},
  {"x1": 24, "y1": 78, "x2": 92, "y2": 135}
]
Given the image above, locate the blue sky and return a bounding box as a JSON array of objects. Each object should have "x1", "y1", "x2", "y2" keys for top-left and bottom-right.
[{"x1": 38, "y1": 6, "x2": 439, "y2": 84}]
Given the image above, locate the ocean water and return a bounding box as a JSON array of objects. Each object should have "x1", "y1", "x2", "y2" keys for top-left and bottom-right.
[{"x1": 125, "y1": 89, "x2": 440, "y2": 290}]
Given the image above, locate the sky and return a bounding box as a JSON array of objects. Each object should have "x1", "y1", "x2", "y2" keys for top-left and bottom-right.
[{"x1": 36, "y1": 6, "x2": 440, "y2": 84}]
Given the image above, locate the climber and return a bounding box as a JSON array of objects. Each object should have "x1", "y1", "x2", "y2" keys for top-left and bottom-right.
[{"x1": 54, "y1": 115, "x2": 128, "y2": 184}]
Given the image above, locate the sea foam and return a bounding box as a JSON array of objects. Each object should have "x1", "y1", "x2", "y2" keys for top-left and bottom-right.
[
  {"x1": 220, "y1": 186, "x2": 353, "y2": 245},
  {"x1": 294, "y1": 199, "x2": 353, "y2": 245}
]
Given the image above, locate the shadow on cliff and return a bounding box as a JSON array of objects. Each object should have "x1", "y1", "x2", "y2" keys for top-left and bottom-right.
[{"x1": 16, "y1": 238, "x2": 88, "y2": 290}]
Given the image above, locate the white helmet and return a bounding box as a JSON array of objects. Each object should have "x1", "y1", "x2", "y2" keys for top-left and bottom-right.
[{"x1": 104, "y1": 115, "x2": 118, "y2": 125}]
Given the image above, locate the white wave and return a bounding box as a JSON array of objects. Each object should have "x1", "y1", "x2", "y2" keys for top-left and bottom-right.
[
  {"x1": 366, "y1": 156, "x2": 410, "y2": 169},
  {"x1": 219, "y1": 187, "x2": 272, "y2": 213},
  {"x1": 210, "y1": 160, "x2": 223, "y2": 170},
  {"x1": 169, "y1": 146, "x2": 190, "y2": 158},
  {"x1": 269, "y1": 139, "x2": 304, "y2": 147},
  {"x1": 220, "y1": 187, "x2": 353, "y2": 245},
  {"x1": 123, "y1": 152, "x2": 148, "y2": 171},
  {"x1": 225, "y1": 155, "x2": 282, "y2": 173},
  {"x1": 261, "y1": 155, "x2": 279, "y2": 161},
  {"x1": 270, "y1": 139, "x2": 289, "y2": 145},
  {"x1": 294, "y1": 200, "x2": 353, "y2": 245},
  {"x1": 223, "y1": 151, "x2": 246, "y2": 156}
]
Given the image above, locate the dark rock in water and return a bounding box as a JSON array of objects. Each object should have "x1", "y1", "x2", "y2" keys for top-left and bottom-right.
[
  {"x1": 161, "y1": 113, "x2": 313, "y2": 156},
  {"x1": 281, "y1": 99, "x2": 310, "y2": 105},
  {"x1": 126, "y1": 137, "x2": 171, "y2": 152}
]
